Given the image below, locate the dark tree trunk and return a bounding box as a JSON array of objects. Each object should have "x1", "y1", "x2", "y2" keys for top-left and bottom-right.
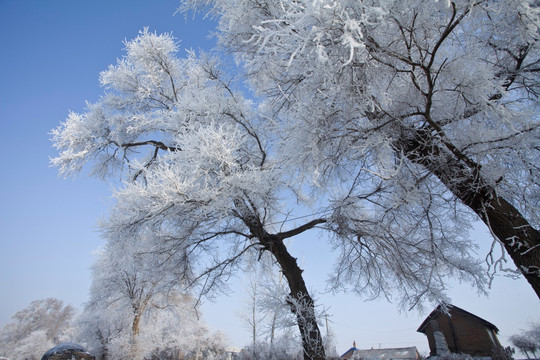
[
  {"x1": 236, "y1": 199, "x2": 326, "y2": 360},
  {"x1": 261, "y1": 233, "x2": 326, "y2": 360},
  {"x1": 96, "y1": 330, "x2": 109, "y2": 360},
  {"x1": 400, "y1": 127, "x2": 540, "y2": 298}
]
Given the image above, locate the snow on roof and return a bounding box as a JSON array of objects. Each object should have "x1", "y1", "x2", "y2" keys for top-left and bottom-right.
[{"x1": 341, "y1": 346, "x2": 358, "y2": 359}]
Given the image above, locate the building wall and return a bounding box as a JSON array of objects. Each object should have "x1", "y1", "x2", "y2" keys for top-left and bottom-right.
[
  {"x1": 427, "y1": 309, "x2": 501, "y2": 357},
  {"x1": 424, "y1": 326, "x2": 437, "y2": 357}
]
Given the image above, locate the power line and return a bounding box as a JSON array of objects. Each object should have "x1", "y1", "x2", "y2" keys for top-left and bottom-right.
[{"x1": 266, "y1": 208, "x2": 333, "y2": 227}]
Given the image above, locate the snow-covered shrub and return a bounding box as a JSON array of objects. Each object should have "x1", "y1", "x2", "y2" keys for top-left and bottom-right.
[
  {"x1": 429, "y1": 353, "x2": 474, "y2": 360},
  {"x1": 0, "y1": 299, "x2": 75, "y2": 360},
  {"x1": 236, "y1": 336, "x2": 302, "y2": 360}
]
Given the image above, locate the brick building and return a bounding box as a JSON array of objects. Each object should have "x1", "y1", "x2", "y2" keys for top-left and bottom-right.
[{"x1": 417, "y1": 304, "x2": 503, "y2": 358}]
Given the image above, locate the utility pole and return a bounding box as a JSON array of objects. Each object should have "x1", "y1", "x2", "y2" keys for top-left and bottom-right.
[{"x1": 325, "y1": 314, "x2": 329, "y2": 336}]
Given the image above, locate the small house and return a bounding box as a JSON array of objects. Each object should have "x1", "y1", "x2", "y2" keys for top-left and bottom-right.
[{"x1": 417, "y1": 304, "x2": 502, "y2": 358}]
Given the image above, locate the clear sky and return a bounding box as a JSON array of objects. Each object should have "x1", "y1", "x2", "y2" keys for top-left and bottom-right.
[{"x1": 0, "y1": 0, "x2": 537, "y2": 356}]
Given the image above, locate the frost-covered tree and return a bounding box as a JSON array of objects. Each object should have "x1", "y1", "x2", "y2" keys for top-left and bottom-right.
[
  {"x1": 181, "y1": 0, "x2": 540, "y2": 299},
  {"x1": 76, "y1": 235, "x2": 154, "y2": 359},
  {"x1": 239, "y1": 253, "x2": 336, "y2": 359},
  {"x1": 0, "y1": 298, "x2": 75, "y2": 360},
  {"x1": 237, "y1": 332, "x2": 303, "y2": 360},
  {"x1": 78, "y1": 289, "x2": 225, "y2": 360},
  {"x1": 52, "y1": 29, "x2": 331, "y2": 359},
  {"x1": 238, "y1": 252, "x2": 292, "y2": 346},
  {"x1": 75, "y1": 229, "x2": 219, "y2": 360},
  {"x1": 257, "y1": 262, "x2": 291, "y2": 344},
  {"x1": 510, "y1": 323, "x2": 540, "y2": 359},
  {"x1": 239, "y1": 274, "x2": 268, "y2": 346}
]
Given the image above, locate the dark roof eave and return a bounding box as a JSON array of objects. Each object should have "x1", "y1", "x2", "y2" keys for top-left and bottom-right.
[{"x1": 417, "y1": 304, "x2": 500, "y2": 334}]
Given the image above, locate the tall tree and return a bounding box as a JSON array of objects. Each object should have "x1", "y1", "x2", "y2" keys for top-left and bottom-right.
[
  {"x1": 182, "y1": 0, "x2": 540, "y2": 298},
  {"x1": 52, "y1": 29, "x2": 330, "y2": 359},
  {"x1": 76, "y1": 228, "x2": 220, "y2": 360},
  {"x1": 239, "y1": 274, "x2": 267, "y2": 346}
]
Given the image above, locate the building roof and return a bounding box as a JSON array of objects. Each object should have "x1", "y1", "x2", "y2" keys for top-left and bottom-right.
[
  {"x1": 341, "y1": 346, "x2": 420, "y2": 360},
  {"x1": 417, "y1": 304, "x2": 499, "y2": 334},
  {"x1": 40, "y1": 343, "x2": 94, "y2": 360},
  {"x1": 340, "y1": 346, "x2": 358, "y2": 360}
]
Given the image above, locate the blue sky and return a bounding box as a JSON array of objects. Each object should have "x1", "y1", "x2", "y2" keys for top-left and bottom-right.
[{"x1": 0, "y1": 0, "x2": 537, "y2": 355}]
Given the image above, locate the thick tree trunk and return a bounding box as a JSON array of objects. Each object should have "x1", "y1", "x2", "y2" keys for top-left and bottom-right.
[
  {"x1": 130, "y1": 302, "x2": 147, "y2": 360},
  {"x1": 479, "y1": 196, "x2": 540, "y2": 294},
  {"x1": 235, "y1": 199, "x2": 326, "y2": 359},
  {"x1": 401, "y1": 128, "x2": 540, "y2": 297},
  {"x1": 129, "y1": 313, "x2": 142, "y2": 360},
  {"x1": 132, "y1": 312, "x2": 142, "y2": 335},
  {"x1": 262, "y1": 233, "x2": 326, "y2": 360}
]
